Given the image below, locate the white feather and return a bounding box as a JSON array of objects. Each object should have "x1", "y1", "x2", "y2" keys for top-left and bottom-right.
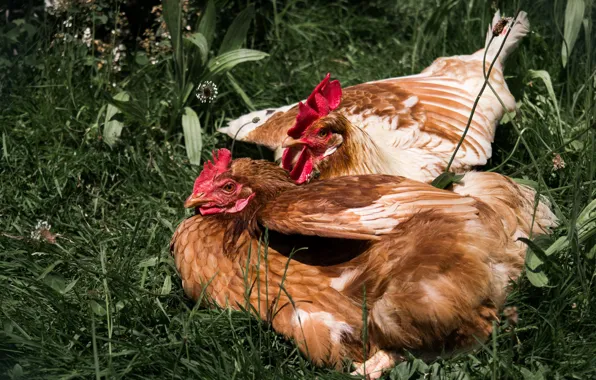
[{"x1": 218, "y1": 103, "x2": 298, "y2": 140}]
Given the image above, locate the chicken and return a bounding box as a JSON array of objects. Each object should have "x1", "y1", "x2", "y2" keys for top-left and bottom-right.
[
  {"x1": 171, "y1": 148, "x2": 550, "y2": 379},
  {"x1": 218, "y1": 11, "x2": 530, "y2": 183},
  {"x1": 279, "y1": 107, "x2": 557, "y2": 242}
]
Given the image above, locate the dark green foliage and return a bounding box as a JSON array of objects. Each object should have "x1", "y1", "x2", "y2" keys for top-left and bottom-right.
[{"x1": 1, "y1": 0, "x2": 595, "y2": 379}]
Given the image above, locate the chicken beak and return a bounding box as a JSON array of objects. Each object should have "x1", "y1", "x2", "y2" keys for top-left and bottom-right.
[
  {"x1": 184, "y1": 192, "x2": 213, "y2": 208},
  {"x1": 282, "y1": 136, "x2": 306, "y2": 148}
]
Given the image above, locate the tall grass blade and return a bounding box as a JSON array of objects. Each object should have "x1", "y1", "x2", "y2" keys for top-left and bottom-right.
[
  {"x1": 162, "y1": 0, "x2": 182, "y2": 66},
  {"x1": 198, "y1": 0, "x2": 216, "y2": 47},
  {"x1": 226, "y1": 72, "x2": 256, "y2": 111},
  {"x1": 562, "y1": 0, "x2": 585, "y2": 67},
  {"x1": 185, "y1": 32, "x2": 209, "y2": 65},
  {"x1": 218, "y1": 5, "x2": 255, "y2": 55},
  {"x1": 528, "y1": 70, "x2": 563, "y2": 139},
  {"x1": 207, "y1": 49, "x2": 268, "y2": 78}
]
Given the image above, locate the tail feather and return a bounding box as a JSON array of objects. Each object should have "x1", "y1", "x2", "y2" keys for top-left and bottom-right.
[
  {"x1": 452, "y1": 172, "x2": 557, "y2": 240},
  {"x1": 218, "y1": 103, "x2": 298, "y2": 141},
  {"x1": 481, "y1": 10, "x2": 530, "y2": 64}
]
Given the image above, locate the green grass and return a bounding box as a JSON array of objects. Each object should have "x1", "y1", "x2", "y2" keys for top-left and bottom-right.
[{"x1": 1, "y1": 0, "x2": 595, "y2": 378}]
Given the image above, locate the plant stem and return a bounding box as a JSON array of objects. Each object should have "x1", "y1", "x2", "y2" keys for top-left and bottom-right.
[{"x1": 444, "y1": 11, "x2": 520, "y2": 172}]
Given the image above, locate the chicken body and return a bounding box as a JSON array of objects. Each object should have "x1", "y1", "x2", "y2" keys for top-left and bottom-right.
[
  {"x1": 171, "y1": 154, "x2": 535, "y2": 377},
  {"x1": 280, "y1": 112, "x2": 557, "y2": 244},
  {"x1": 219, "y1": 11, "x2": 530, "y2": 183}
]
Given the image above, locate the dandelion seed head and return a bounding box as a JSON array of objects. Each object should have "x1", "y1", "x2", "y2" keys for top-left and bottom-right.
[{"x1": 196, "y1": 81, "x2": 218, "y2": 103}]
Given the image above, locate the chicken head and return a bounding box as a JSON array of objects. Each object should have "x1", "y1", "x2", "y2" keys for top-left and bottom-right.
[
  {"x1": 281, "y1": 113, "x2": 352, "y2": 184},
  {"x1": 184, "y1": 148, "x2": 255, "y2": 215}
]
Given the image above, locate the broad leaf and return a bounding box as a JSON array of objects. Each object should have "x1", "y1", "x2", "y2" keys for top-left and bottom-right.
[
  {"x1": 207, "y1": 49, "x2": 268, "y2": 78},
  {"x1": 182, "y1": 107, "x2": 203, "y2": 166},
  {"x1": 545, "y1": 236, "x2": 569, "y2": 256},
  {"x1": 90, "y1": 300, "x2": 106, "y2": 316},
  {"x1": 521, "y1": 236, "x2": 551, "y2": 287},
  {"x1": 430, "y1": 172, "x2": 463, "y2": 189},
  {"x1": 528, "y1": 70, "x2": 561, "y2": 128},
  {"x1": 138, "y1": 257, "x2": 158, "y2": 268},
  {"x1": 102, "y1": 91, "x2": 146, "y2": 122},
  {"x1": 135, "y1": 52, "x2": 149, "y2": 66},
  {"x1": 103, "y1": 92, "x2": 130, "y2": 147},
  {"x1": 44, "y1": 274, "x2": 67, "y2": 294},
  {"x1": 588, "y1": 244, "x2": 596, "y2": 259},
  {"x1": 161, "y1": 275, "x2": 172, "y2": 295},
  {"x1": 512, "y1": 178, "x2": 540, "y2": 191},
  {"x1": 11, "y1": 364, "x2": 23, "y2": 378},
  {"x1": 218, "y1": 5, "x2": 255, "y2": 55},
  {"x1": 577, "y1": 198, "x2": 596, "y2": 228},
  {"x1": 182, "y1": 82, "x2": 195, "y2": 104},
  {"x1": 162, "y1": 0, "x2": 182, "y2": 63},
  {"x1": 526, "y1": 269, "x2": 549, "y2": 288},
  {"x1": 198, "y1": 0, "x2": 216, "y2": 47},
  {"x1": 561, "y1": 0, "x2": 585, "y2": 67},
  {"x1": 185, "y1": 32, "x2": 209, "y2": 64}
]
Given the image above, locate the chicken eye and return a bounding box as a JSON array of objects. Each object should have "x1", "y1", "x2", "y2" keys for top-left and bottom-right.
[
  {"x1": 222, "y1": 182, "x2": 236, "y2": 193},
  {"x1": 318, "y1": 129, "x2": 328, "y2": 138}
]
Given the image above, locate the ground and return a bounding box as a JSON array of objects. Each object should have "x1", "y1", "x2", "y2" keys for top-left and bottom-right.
[{"x1": 1, "y1": 0, "x2": 595, "y2": 379}]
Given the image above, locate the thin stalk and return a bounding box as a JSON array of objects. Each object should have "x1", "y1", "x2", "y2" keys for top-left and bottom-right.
[
  {"x1": 478, "y1": 11, "x2": 572, "y2": 220},
  {"x1": 91, "y1": 308, "x2": 101, "y2": 380},
  {"x1": 445, "y1": 10, "x2": 521, "y2": 172},
  {"x1": 550, "y1": 180, "x2": 596, "y2": 192},
  {"x1": 584, "y1": 0, "x2": 594, "y2": 198},
  {"x1": 99, "y1": 247, "x2": 113, "y2": 371},
  {"x1": 488, "y1": 128, "x2": 553, "y2": 173},
  {"x1": 272, "y1": 0, "x2": 280, "y2": 41}
]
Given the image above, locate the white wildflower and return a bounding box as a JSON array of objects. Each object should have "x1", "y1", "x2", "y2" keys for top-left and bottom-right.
[
  {"x1": 112, "y1": 44, "x2": 126, "y2": 72},
  {"x1": 31, "y1": 220, "x2": 52, "y2": 242},
  {"x1": 45, "y1": 0, "x2": 71, "y2": 15},
  {"x1": 196, "y1": 81, "x2": 218, "y2": 103},
  {"x1": 63, "y1": 16, "x2": 72, "y2": 28},
  {"x1": 82, "y1": 27, "x2": 92, "y2": 47}
]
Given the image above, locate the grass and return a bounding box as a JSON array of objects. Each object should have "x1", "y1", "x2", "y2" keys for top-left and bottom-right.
[{"x1": 1, "y1": 0, "x2": 595, "y2": 378}]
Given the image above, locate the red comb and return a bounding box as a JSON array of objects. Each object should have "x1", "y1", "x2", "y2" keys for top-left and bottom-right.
[
  {"x1": 193, "y1": 148, "x2": 232, "y2": 193},
  {"x1": 287, "y1": 73, "x2": 342, "y2": 139}
]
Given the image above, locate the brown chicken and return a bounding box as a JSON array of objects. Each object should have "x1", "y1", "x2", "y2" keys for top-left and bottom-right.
[
  {"x1": 171, "y1": 148, "x2": 552, "y2": 379},
  {"x1": 280, "y1": 109, "x2": 557, "y2": 242},
  {"x1": 218, "y1": 11, "x2": 530, "y2": 183}
]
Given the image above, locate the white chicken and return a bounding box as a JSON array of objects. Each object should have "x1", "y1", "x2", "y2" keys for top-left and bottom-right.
[{"x1": 218, "y1": 11, "x2": 530, "y2": 183}]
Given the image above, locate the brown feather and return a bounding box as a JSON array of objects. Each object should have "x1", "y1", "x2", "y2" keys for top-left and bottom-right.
[{"x1": 171, "y1": 159, "x2": 531, "y2": 369}]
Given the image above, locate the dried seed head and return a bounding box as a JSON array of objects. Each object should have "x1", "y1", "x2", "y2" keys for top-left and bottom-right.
[
  {"x1": 552, "y1": 153, "x2": 566, "y2": 171},
  {"x1": 492, "y1": 17, "x2": 512, "y2": 37}
]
